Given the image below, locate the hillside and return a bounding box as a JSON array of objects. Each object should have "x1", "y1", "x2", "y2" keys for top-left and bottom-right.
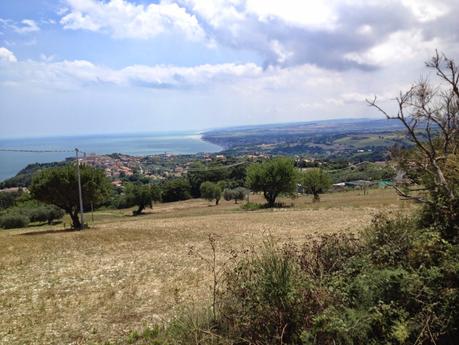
[
  {"x1": 0, "y1": 189, "x2": 408, "y2": 345},
  {"x1": 202, "y1": 118, "x2": 408, "y2": 160}
]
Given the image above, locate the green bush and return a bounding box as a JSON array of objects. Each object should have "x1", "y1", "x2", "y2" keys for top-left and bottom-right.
[
  {"x1": 161, "y1": 178, "x2": 192, "y2": 202},
  {"x1": 27, "y1": 205, "x2": 65, "y2": 224},
  {"x1": 0, "y1": 213, "x2": 30, "y2": 229},
  {"x1": 138, "y1": 214, "x2": 459, "y2": 345},
  {"x1": 241, "y1": 202, "x2": 263, "y2": 211}
]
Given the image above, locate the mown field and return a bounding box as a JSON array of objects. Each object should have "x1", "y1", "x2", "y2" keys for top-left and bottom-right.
[{"x1": 0, "y1": 189, "x2": 412, "y2": 345}]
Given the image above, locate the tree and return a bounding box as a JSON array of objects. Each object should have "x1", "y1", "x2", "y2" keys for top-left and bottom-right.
[
  {"x1": 300, "y1": 168, "x2": 332, "y2": 202},
  {"x1": 224, "y1": 187, "x2": 249, "y2": 204},
  {"x1": 125, "y1": 183, "x2": 161, "y2": 215},
  {"x1": 27, "y1": 205, "x2": 65, "y2": 224},
  {"x1": 200, "y1": 181, "x2": 222, "y2": 205},
  {"x1": 29, "y1": 164, "x2": 111, "y2": 229},
  {"x1": 246, "y1": 157, "x2": 298, "y2": 207},
  {"x1": 161, "y1": 178, "x2": 192, "y2": 202},
  {"x1": 187, "y1": 162, "x2": 230, "y2": 198},
  {"x1": 368, "y1": 51, "x2": 459, "y2": 242}
]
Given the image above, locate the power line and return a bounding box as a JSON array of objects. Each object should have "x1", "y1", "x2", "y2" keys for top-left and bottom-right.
[
  {"x1": 1, "y1": 147, "x2": 87, "y2": 230},
  {"x1": 187, "y1": 161, "x2": 248, "y2": 172}
]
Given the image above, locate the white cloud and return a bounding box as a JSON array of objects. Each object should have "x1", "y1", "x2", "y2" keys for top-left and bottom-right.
[
  {"x1": 344, "y1": 29, "x2": 443, "y2": 66},
  {"x1": 0, "y1": 47, "x2": 17, "y2": 63},
  {"x1": 401, "y1": 0, "x2": 449, "y2": 22},
  {"x1": 55, "y1": 0, "x2": 459, "y2": 70},
  {"x1": 0, "y1": 18, "x2": 40, "y2": 34},
  {"x1": 60, "y1": 0, "x2": 205, "y2": 40},
  {"x1": 245, "y1": 0, "x2": 337, "y2": 29},
  {"x1": 0, "y1": 56, "x2": 262, "y2": 90},
  {"x1": 15, "y1": 19, "x2": 40, "y2": 33}
]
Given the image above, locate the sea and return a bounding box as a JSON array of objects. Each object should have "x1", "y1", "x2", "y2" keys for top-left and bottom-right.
[{"x1": 0, "y1": 132, "x2": 222, "y2": 182}]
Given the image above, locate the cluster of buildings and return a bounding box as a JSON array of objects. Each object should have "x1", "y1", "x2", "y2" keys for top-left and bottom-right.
[{"x1": 81, "y1": 154, "x2": 141, "y2": 179}]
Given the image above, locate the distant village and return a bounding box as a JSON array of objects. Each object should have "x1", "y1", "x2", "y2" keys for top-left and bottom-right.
[{"x1": 78, "y1": 152, "x2": 271, "y2": 188}]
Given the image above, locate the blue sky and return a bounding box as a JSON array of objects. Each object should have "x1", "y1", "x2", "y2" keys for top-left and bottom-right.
[{"x1": 0, "y1": 0, "x2": 458, "y2": 138}]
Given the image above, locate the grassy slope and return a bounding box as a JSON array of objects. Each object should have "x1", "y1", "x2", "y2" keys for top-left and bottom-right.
[{"x1": 0, "y1": 189, "x2": 411, "y2": 345}]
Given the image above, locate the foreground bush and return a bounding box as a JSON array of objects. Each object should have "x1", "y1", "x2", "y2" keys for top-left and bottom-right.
[
  {"x1": 132, "y1": 214, "x2": 458, "y2": 345},
  {"x1": 0, "y1": 213, "x2": 30, "y2": 229}
]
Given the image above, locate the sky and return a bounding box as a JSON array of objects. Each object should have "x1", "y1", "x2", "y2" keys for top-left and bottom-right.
[{"x1": 0, "y1": 0, "x2": 458, "y2": 138}]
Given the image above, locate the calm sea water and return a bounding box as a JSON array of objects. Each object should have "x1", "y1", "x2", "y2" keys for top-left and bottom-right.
[{"x1": 0, "y1": 132, "x2": 222, "y2": 181}]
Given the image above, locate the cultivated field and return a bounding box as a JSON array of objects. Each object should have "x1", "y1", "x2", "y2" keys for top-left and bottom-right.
[{"x1": 0, "y1": 189, "x2": 411, "y2": 345}]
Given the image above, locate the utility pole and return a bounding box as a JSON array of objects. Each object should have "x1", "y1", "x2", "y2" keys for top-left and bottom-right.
[{"x1": 75, "y1": 148, "x2": 84, "y2": 230}]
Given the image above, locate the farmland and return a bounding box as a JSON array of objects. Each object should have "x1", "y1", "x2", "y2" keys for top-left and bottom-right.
[{"x1": 0, "y1": 189, "x2": 410, "y2": 345}]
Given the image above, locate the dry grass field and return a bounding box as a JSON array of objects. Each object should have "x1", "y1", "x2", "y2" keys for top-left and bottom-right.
[{"x1": 0, "y1": 189, "x2": 412, "y2": 345}]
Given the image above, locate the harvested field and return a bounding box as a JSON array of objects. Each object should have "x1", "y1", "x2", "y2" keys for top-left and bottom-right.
[{"x1": 0, "y1": 189, "x2": 411, "y2": 344}]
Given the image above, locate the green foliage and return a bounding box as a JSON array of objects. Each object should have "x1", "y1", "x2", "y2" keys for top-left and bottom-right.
[
  {"x1": 224, "y1": 187, "x2": 249, "y2": 204},
  {"x1": 29, "y1": 164, "x2": 111, "y2": 229},
  {"x1": 240, "y1": 201, "x2": 263, "y2": 211},
  {"x1": 200, "y1": 181, "x2": 222, "y2": 205},
  {"x1": 0, "y1": 191, "x2": 22, "y2": 209},
  {"x1": 0, "y1": 213, "x2": 30, "y2": 229},
  {"x1": 161, "y1": 178, "x2": 192, "y2": 203},
  {"x1": 328, "y1": 162, "x2": 395, "y2": 183},
  {"x1": 246, "y1": 157, "x2": 298, "y2": 207},
  {"x1": 187, "y1": 162, "x2": 230, "y2": 198},
  {"x1": 300, "y1": 168, "x2": 332, "y2": 201},
  {"x1": 145, "y1": 213, "x2": 459, "y2": 345},
  {"x1": 125, "y1": 183, "x2": 161, "y2": 215},
  {"x1": 219, "y1": 241, "x2": 309, "y2": 343},
  {"x1": 26, "y1": 205, "x2": 65, "y2": 224}
]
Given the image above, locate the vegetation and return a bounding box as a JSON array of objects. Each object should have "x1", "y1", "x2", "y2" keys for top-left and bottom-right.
[
  {"x1": 246, "y1": 157, "x2": 298, "y2": 207},
  {"x1": 161, "y1": 177, "x2": 192, "y2": 202},
  {"x1": 368, "y1": 51, "x2": 459, "y2": 243},
  {"x1": 0, "y1": 213, "x2": 30, "y2": 229},
  {"x1": 113, "y1": 52, "x2": 459, "y2": 345},
  {"x1": 125, "y1": 183, "x2": 161, "y2": 215},
  {"x1": 0, "y1": 161, "x2": 67, "y2": 188},
  {"x1": 223, "y1": 187, "x2": 249, "y2": 204},
  {"x1": 200, "y1": 181, "x2": 222, "y2": 205},
  {"x1": 29, "y1": 164, "x2": 111, "y2": 229},
  {"x1": 0, "y1": 190, "x2": 22, "y2": 209},
  {"x1": 300, "y1": 168, "x2": 332, "y2": 202}
]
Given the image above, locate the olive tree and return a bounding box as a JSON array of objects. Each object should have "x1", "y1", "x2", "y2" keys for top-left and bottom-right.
[
  {"x1": 200, "y1": 181, "x2": 222, "y2": 205},
  {"x1": 246, "y1": 157, "x2": 298, "y2": 207},
  {"x1": 300, "y1": 168, "x2": 332, "y2": 202},
  {"x1": 125, "y1": 183, "x2": 161, "y2": 215},
  {"x1": 30, "y1": 164, "x2": 111, "y2": 229},
  {"x1": 224, "y1": 187, "x2": 249, "y2": 204}
]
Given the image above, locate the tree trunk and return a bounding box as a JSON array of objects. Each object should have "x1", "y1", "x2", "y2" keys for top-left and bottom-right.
[
  {"x1": 70, "y1": 211, "x2": 81, "y2": 229},
  {"x1": 215, "y1": 198, "x2": 219, "y2": 205},
  {"x1": 313, "y1": 193, "x2": 320, "y2": 202},
  {"x1": 264, "y1": 191, "x2": 277, "y2": 207},
  {"x1": 133, "y1": 205, "x2": 144, "y2": 216}
]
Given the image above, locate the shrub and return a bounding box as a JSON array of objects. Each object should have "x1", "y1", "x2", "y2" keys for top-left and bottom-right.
[
  {"x1": 200, "y1": 181, "x2": 222, "y2": 205},
  {"x1": 161, "y1": 178, "x2": 192, "y2": 202},
  {"x1": 27, "y1": 205, "x2": 65, "y2": 224},
  {"x1": 0, "y1": 213, "x2": 30, "y2": 229},
  {"x1": 218, "y1": 241, "x2": 309, "y2": 343},
  {"x1": 241, "y1": 202, "x2": 263, "y2": 211}
]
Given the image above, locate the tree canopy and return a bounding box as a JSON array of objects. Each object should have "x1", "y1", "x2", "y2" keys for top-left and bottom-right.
[
  {"x1": 300, "y1": 168, "x2": 332, "y2": 202},
  {"x1": 200, "y1": 181, "x2": 222, "y2": 205},
  {"x1": 29, "y1": 164, "x2": 111, "y2": 229},
  {"x1": 161, "y1": 178, "x2": 192, "y2": 202},
  {"x1": 246, "y1": 157, "x2": 298, "y2": 207},
  {"x1": 125, "y1": 183, "x2": 161, "y2": 215}
]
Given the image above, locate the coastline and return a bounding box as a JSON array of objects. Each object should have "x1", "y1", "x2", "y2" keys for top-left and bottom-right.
[{"x1": 0, "y1": 132, "x2": 223, "y2": 182}]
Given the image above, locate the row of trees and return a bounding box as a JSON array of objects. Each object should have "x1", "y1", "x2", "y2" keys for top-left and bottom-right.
[
  {"x1": 246, "y1": 157, "x2": 332, "y2": 206},
  {"x1": 24, "y1": 158, "x2": 332, "y2": 229}
]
